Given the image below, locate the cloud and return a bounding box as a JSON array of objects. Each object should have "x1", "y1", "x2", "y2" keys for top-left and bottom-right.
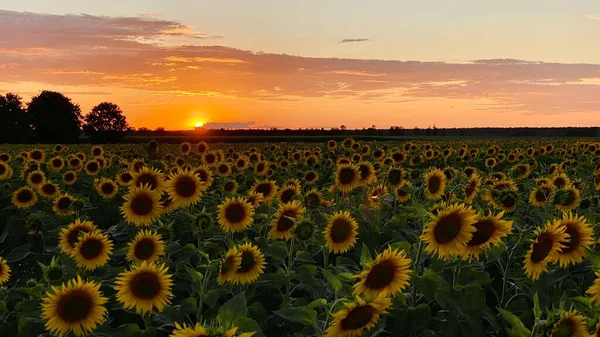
[
  {"x1": 338, "y1": 38, "x2": 371, "y2": 43},
  {"x1": 586, "y1": 15, "x2": 600, "y2": 20},
  {"x1": 138, "y1": 12, "x2": 158, "y2": 17}
]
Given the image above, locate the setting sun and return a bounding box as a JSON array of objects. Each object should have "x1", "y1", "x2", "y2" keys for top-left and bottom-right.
[{"x1": 194, "y1": 122, "x2": 204, "y2": 128}]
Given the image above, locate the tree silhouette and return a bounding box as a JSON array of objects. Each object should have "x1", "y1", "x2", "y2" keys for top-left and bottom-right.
[
  {"x1": 83, "y1": 102, "x2": 130, "y2": 142},
  {"x1": 27, "y1": 91, "x2": 82, "y2": 143},
  {"x1": 0, "y1": 93, "x2": 31, "y2": 143}
]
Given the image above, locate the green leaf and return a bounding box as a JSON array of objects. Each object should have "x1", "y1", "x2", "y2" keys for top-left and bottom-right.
[
  {"x1": 236, "y1": 317, "x2": 264, "y2": 337},
  {"x1": 218, "y1": 292, "x2": 248, "y2": 326},
  {"x1": 306, "y1": 298, "x2": 327, "y2": 310},
  {"x1": 274, "y1": 306, "x2": 317, "y2": 326},
  {"x1": 115, "y1": 323, "x2": 141, "y2": 337},
  {"x1": 323, "y1": 269, "x2": 342, "y2": 292},
  {"x1": 185, "y1": 266, "x2": 203, "y2": 282},
  {"x1": 360, "y1": 243, "x2": 373, "y2": 266},
  {"x1": 499, "y1": 308, "x2": 531, "y2": 337},
  {"x1": 180, "y1": 297, "x2": 197, "y2": 315},
  {"x1": 533, "y1": 292, "x2": 541, "y2": 320},
  {"x1": 296, "y1": 251, "x2": 316, "y2": 264},
  {"x1": 6, "y1": 243, "x2": 31, "y2": 262}
]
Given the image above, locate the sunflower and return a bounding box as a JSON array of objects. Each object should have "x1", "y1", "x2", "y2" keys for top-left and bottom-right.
[
  {"x1": 29, "y1": 148, "x2": 45, "y2": 162},
  {"x1": 304, "y1": 170, "x2": 319, "y2": 184},
  {"x1": 335, "y1": 164, "x2": 361, "y2": 193},
  {"x1": 387, "y1": 167, "x2": 405, "y2": 188},
  {"x1": 114, "y1": 261, "x2": 173, "y2": 314},
  {"x1": 245, "y1": 191, "x2": 264, "y2": 208},
  {"x1": 552, "y1": 173, "x2": 571, "y2": 189},
  {"x1": 180, "y1": 142, "x2": 192, "y2": 155},
  {"x1": 53, "y1": 193, "x2": 75, "y2": 216},
  {"x1": 62, "y1": 171, "x2": 77, "y2": 185},
  {"x1": 423, "y1": 168, "x2": 447, "y2": 200},
  {"x1": 367, "y1": 184, "x2": 388, "y2": 209},
  {"x1": 169, "y1": 323, "x2": 212, "y2": 337},
  {"x1": 269, "y1": 200, "x2": 305, "y2": 240},
  {"x1": 38, "y1": 181, "x2": 60, "y2": 200},
  {"x1": 550, "y1": 311, "x2": 587, "y2": 337},
  {"x1": 203, "y1": 151, "x2": 219, "y2": 166},
  {"x1": 84, "y1": 160, "x2": 101, "y2": 176},
  {"x1": 324, "y1": 210, "x2": 359, "y2": 254},
  {"x1": 12, "y1": 186, "x2": 38, "y2": 209},
  {"x1": 59, "y1": 219, "x2": 98, "y2": 254},
  {"x1": 0, "y1": 152, "x2": 10, "y2": 162},
  {"x1": 26, "y1": 169, "x2": 46, "y2": 188},
  {"x1": 250, "y1": 180, "x2": 278, "y2": 202},
  {"x1": 460, "y1": 211, "x2": 513, "y2": 259},
  {"x1": 48, "y1": 156, "x2": 65, "y2": 172},
  {"x1": 126, "y1": 230, "x2": 165, "y2": 263},
  {"x1": 555, "y1": 213, "x2": 594, "y2": 267},
  {"x1": 121, "y1": 184, "x2": 163, "y2": 226},
  {"x1": 91, "y1": 145, "x2": 104, "y2": 157},
  {"x1": 554, "y1": 184, "x2": 580, "y2": 212},
  {"x1": 529, "y1": 184, "x2": 554, "y2": 207},
  {"x1": 0, "y1": 162, "x2": 12, "y2": 180},
  {"x1": 217, "y1": 247, "x2": 242, "y2": 285},
  {"x1": 165, "y1": 170, "x2": 204, "y2": 207},
  {"x1": 218, "y1": 197, "x2": 255, "y2": 233},
  {"x1": 216, "y1": 162, "x2": 232, "y2": 177},
  {"x1": 393, "y1": 181, "x2": 413, "y2": 203},
  {"x1": 223, "y1": 180, "x2": 238, "y2": 194},
  {"x1": 41, "y1": 276, "x2": 107, "y2": 337},
  {"x1": 463, "y1": 166, "x2": 477, "y2": 178},
  {"x1": 130, "y1": 167, "x2": 165, "y2": 193},
  {"x1": 353, "y1": 246, "x2": 411, "y2": 297},
  {"x1": 68, "y1": 157, "x2": 83, "y2": 171},
  {"x1": 421, "y1": 203, "x2": 478, "y2": 260},
  {"x1": 0, "y1": 257, "x2": 11, "y2": 285},
  {"x1": 92, "y1": 178, "x2": 118, "y2": 199},
  {"x1": 523, "y1": 222, "x2": 568, "y2": 280},
  {"x1": 357, "y1": 161, "x2": 376, "y2": 186},
  {"x1": 70, "y1": 231, "x2": 113, "y2": 271},
  {"x1": 278, "y1": 184, "x2": 300, "y2": 204},
  {"x1": 231, "y1": 243, "x2": 266, "y2": 285},
  {"x1": 463, "y1": 173, "x2": 481, "y2": 204},
  {"x1": 324, "y1": 293, "x2": 391, "y2": 337}
]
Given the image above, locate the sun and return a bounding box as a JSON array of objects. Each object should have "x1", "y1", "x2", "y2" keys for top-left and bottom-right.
[{"x1": 194, "y1": 122, "x2": 204, "y2": 128}]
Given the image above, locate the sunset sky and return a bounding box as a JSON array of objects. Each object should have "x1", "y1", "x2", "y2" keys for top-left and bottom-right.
[{"x1": 1, "y1": 1, "x2": 599, "y2": 130}]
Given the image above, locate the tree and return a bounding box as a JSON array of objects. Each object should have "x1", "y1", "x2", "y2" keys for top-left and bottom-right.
[
  {"x1": 83, "y1": 102, "x2": 130, "y2": 142},
  {"x1": 27, "y1": 91, "x2": 82, "y2": 143},
  {"x1": 0, "y1": 93, "x2": 31, "y2": 143}
]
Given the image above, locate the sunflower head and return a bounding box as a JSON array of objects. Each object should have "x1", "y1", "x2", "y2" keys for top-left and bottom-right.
[
  {"x1": 268, "y1": 200, "x2": 305, "y2": 240},
  {"x1": 12, "y1": 186, "x2": 38, "y2": 209},
  {"x1": 523, "y1": 222, "x2": 569, "y2": 280},
  {"x1": 335, "y1": 164, "x2": 361, "y2": 193},
  {"x1": 217, "y1": 247, "x2": 242, "y2": 285},
  {"x1": 423, "y1": 168, "x2": 447, "y2": 200},
  {"x1": 114, "y1": 261, "x2": 174, "y2": 314},
  {"x1": 324, "y1": 210, "x2": 359, "y2": 254},
  {"x1": 354, "y1": 246, "x2": 412, "y2": 297},
  {"x1": 127, "y1": 230, "x2": 165, "y2": 263},
  {"x1": 421, "y1": 203, "x2": 478, "y2": 260},
  {"x1": 0, "y1": 257, "x2": 11, "y2": 285},
  {"x1": 166, "y1": 170, "x2": 204, "y2": 207},
  {"x1": 121, "y1": 184, "x2": 163, "y2": 226},
  {"x1": 324, "y1": 293, "x2": 392, "y2": 337},
  {"x1": 218, "y1": 197, "x2": 255, "y2": 233},
  {"x1": 231, "y1": 243, "x2": 266, "y2": 285},
  {"x1": 71, "y1": 231, "x2": 113, "y2": 271}
]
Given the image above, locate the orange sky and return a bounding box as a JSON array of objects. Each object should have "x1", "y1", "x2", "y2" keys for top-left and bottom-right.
[{"x1": 1, "y1": 7, "x2": 600, "y2": 129}]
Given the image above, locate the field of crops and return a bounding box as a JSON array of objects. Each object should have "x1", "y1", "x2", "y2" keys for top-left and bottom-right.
[{"x1": 2, "y1": 139, "x2": 600, "y2": 337}]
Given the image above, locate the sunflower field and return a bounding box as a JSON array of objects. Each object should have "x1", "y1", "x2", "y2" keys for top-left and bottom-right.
[{"x1": 2, "y1": 139, "x2": 600, "y2": 337}]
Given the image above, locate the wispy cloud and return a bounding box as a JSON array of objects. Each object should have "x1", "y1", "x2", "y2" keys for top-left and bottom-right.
[
  {"x1": 338, "y1": 38, "x2": 371, "y2": 44},
  {"x1": 138, "y1": 12, "x2": 158, "y2": 17},
  {"x1": 586, "y1": 14, "x2": 600, "y2": 20}
]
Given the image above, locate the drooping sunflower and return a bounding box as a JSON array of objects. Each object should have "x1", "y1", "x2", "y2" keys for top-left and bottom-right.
[
  {"x1": 523, "y1": 222, "x2": 568, "y2": 280},
  {"x1": 250, "y1": 180, "x2": 278, "y2": 202},
  {"x1": 423, "y1": 168, "x2": 447, "y2": 200},
  {"x1": 59, "y1": 219, "x2": 98, "y2": 254},
  {"x1": 231, "y1": 243, "x2": 266, "y2": 285},
  {"x1": 38, "y1": 181, "x2": 60, "y2": 200},
  {"x1": 353, "y1": 246, "x2": 411, "y2": 297},
  {"x1": 217, "y1": 196, "x2": 255, "y2": 233},
  {"x1": 366, "y1": 184, "x2": 389, "y2": 209},
  {"x1": 324, "y1": 293, "x2": 391, "y2": 337},
  {"x1": 126, "y1": 230, "x2": 165, "y2": 263},
  {"x1": 217, "y1": 247, "x2": 242, "y2": 285},
  {"x1": 460, "y1": 211, "x2": 513, "y2": 259},
  {"x1": 121, "y1": 184, "x2": 163, "y2": 226},
  {"x1": 53, "y1": 193, "x2": 75, "y2": 216},
  {"x1": 393, "y1": 181, "x2": 413, "y2": 203},
  {"x1": 335, "y1": 164, "x2": 361, "y2": 193},
  {"x1": 26, "y1": 169, "x2": 46, "y2": 188},
  {"x1": 278, "y1": 184, "x2": 300, "y2": 204},
  {"x1": 324, "y1": 210, "x2": 359, "y2": 254},
  {"x1": 268, "y1": 200, "x2": 305, "y2": 240},
  {"x1": 12, "y1": 186, "x2": 38, "y2": 209},
  {"x1": 114, "y1": 261, "x2": 173, "y2": 314},
  {"x1": 549, "y1": 311, "x2": 587, "y2": 337},
  {"x1": 130, "y1": 167, "x2": 165, "y2": 193},
  {"x1": 41, "y1": 276, "x2": 107, "y2": 337},
  {"x1": 62, "y1": 171, "x2": 77, "y2": 185},
  {"x1": 554, "y1": 184, "x2": 580, "y2": 212},
  {"x1": 0, "y1": 256, "x2": 11, "y2": 285},
  {"x1": 357, "y1": 161, "x2": 376, "y2": 186},
  {"x1": 70, "y1": 231, "x2": 113, "y2": 271},
  {"x1": 552, "y1": 173, "x2": 571, "y2": 189},
  {"x1": 555, "y1": 213, "x2": 594, "y2": 267},
  {"x1": 94, "y1": 178, "x2": 119, "y2": 199},
  {"x1": 463, "y1": 173, "x2": 481, "y2": 204},
  {"x1": 165, "y1": 170, "x2": 204, "y2": 207},
  {"x1": 421, "y1": 203, "x2": 478, "y2": 260}
]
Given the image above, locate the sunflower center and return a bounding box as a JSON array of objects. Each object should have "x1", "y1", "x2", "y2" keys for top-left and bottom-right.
[
  {"x1": 467, "y1": 219, "x2": 496, "y2": 246},
  {"x1": 535, "y1": 190, "x2": 547, "y2": 202},
  {"x1": 174, "y1": 175, "x2": 197, "y2": 198},
  {"x1": 276, "y1": 210, "x2": 297, "y2": 232},
  {"x1": 365, "y1": 259, "x2": 396, "y2": 289},
  {"x1": 65, "y1": 173, "x2": 75, "y2": 182},
  {"x1": 136, "y1": 174, "x2": 159, "y2": 190},
  {"x1": 224, "y1": 182, "x2": 235, "y2": 191},
  {"x1": 134, "y1": 238, "x2": 156, "y2": 260},
  {"x1": 330, "y1": 218, "x2": 352, "y2": 243},
  {"x1": 389, "y1": 170, "x2": 402, "y2": 185},
  {"x1": 0, "y1": 165, "x2": 6, "y2": 175},
  {"x1": 131, "y1": 193, "x2": 155, "y2": 215},
  {"x1": 307, "y1": 193, "x2": 320, "y2": 208},
  {"x1": 340, "y1": 305, "x2": 376, "y2": 331},
  {"x1": 552, "y1": 319, "x2": 574, "y2": 337},
  {"x1": 87, "y1": 162, "x2": 99, "y2": 172},
  {"x1": 305, "y1": 172, "x2": 316, "y2": 181},
  {"x1": 255, "y1": 183, "x2": 272, "y2": 197},
  {"x1": 101, "y1": 183, "x2": 115, "y2": 195},
  {"x1": 221, "y1": 256, "x2": 235, "y2": 274},
  {"x1": 80, "y1": 238, "x2": 103, "y2": 259},
  {"x1": 561, "y1": 191, "x2": 576, "y2": 205},
  {"x1": 433, "y1": 213, "x2": 463, "y2": 244},
  {"x1": 465, "y1": 181, "x2": 477, "y2": 197},
  {"x1": 31, "y1": 174, "x2": 43, "y2": 184},
  {"x1": 17, "y1": 189, "x2": 34, "y2": 203},
  {"x1": 219, "y1": 165, "x2": 228, "y2": 174},
  {"x1": 225, "y1": 203, "x2": 246, "y2": 223},
  {"x1": 358, "y1": 165, "x2": 370, "y2": 180},
  {"x1": 427, "y1": 176, "x2": 441, "y2": 194},
  {"x1": 42, "y1": 184, "x2": 56, "y2": 195},
  {"x1": 130, "y1": 271, "x2": 162, "y2": 299},
  {"x1": 238, "y1": 251, "x2": 256, "y2": 273},
  {"x1": 530, "y1": 233, "x2": 554, "y2": 263},
  {"x1": 561, "y1": 226, "x2": 580, "y2": 254},
  {"x1": 120, "y1": 173, "x2": 133, "y2": 183},
  {"x1": 397, "y1": 188, "x2": 408, "y2": 197},
  {"x1": 339, "y1": 168, "x2": 356, "y2": 185},
  {"x1": 502, "y1": 195, "x2": 516, "y2": 207},
  {"x1": 31, "y1": 152, "x2": 42, "y2": 160},
  {"x1": 68, "y1": 227, "x2": 90, "y2": 247},
  {"x1": 205, "y1": 154, "x2": 216, "y2": 163},
  {"x1": 56, "y1": 290, "x2": 93, "y2": 323},
  {"x1": 280, "y1": 189, "x2": 295, "y2": 203}
]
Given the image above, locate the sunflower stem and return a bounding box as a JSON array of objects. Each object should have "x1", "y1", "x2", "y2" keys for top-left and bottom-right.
[
  {"x1": 285, "y1": 237, "x2": 295, "y2": 303},
  {"x1": 452, "y1": 263, "x2": 462, "y2": 289},
  {"x1": 411, "y1": 239, "x2": 425, "y2": 307},
  {"x1": 500, "y1": 246, "x2": 515, "y2": 307}
]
